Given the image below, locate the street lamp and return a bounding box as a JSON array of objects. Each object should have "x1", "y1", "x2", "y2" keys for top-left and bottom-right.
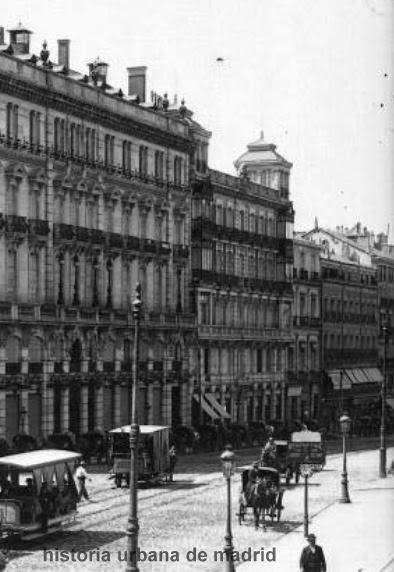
[
  {"x1": 220, "y1": 445, "x2": 236, "y2": 572},
  {"x1": 379, "y1": 310, "x2": 390, "y2": 478},
  {"x1": 339, "y1": 412, "x2": 351, "y2": 503},
  {"x1": 300, "y1": 464, "x2": 314, "y2": 537},
  {"x1": 126, "y1": 283, "x2": 142, "y2": 572}
]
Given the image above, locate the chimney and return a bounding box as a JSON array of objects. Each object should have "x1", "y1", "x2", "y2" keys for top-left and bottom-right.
[
  {"x1": 127, "y1": 66, "x2": 147, "y2": 102},
  {"x1": 0, "y1": 27, "x2": 4, "y2": 46},
  {"x1": 58, "y1": 39, "x2": 70, "y2": 69}
]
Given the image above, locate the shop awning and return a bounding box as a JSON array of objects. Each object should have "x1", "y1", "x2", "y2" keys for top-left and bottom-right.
[
  {"x1": 347, "y1": 368, "x2": 382, "y2": 384},
  {"x1": 193, "y1": 394, "x2": 220, "y2": 420},
  {"x1": 205, "y1": 393, "x2": 231, "y2": 419},
  {"x1": 327, "y1": 370, "x2": 351, "y2": 390},
  {"x1": 363, "y1": 368, "x2": 383, "y2": 383}
]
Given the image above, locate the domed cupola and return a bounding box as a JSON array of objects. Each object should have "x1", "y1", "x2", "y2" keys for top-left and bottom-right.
[{"x1": 234, "y1": 131, "x2": 292, "y2": 197}]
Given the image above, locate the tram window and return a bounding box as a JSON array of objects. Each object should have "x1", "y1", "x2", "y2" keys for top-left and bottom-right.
[{"x1": 18, "y1": 472, "x2": 34, "y2": 486}]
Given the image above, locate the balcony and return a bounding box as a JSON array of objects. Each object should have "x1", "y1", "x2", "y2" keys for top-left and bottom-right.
[
  {"x1": 91, "y1": 228, "x2": 106, "y2": 244},
  {"x1": 28, "y1": 219, "x2": 50, "y2": 236},
  {"x1": 173, "y1": 244, "x2": 189, "y2": 258},
  {"x1": 28, "y1": 362, "x2": 43, "y2": 374},
  {"x1": 5, "y1": 362, "x2": 21, "y2": 374},
  {"x1": 5, "y1": 214, "x2": 28, "y2": 234},
  {"x1": 140, "y1": 238, "x2": 157, "y2": 253},
  {"x1": 54, "y1": 223, "x2": 75, "y2": 241},
  {"x1": 125, "y1": 235, "x2": 140, "y2": 251},
  {"x1": 103, "y1": 362, "x2": 115, "y2": 373},
  {"x1": 157, "y1": 241, "x2": 171, "y2": 255},
  {"x1": 107, "y1": 232, "x2": 124, "y2": 249},
  {"x1": 75, "y1": 226, "x2": 90, "y2": 242}
]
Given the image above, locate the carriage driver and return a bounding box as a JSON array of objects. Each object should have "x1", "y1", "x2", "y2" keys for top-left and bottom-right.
[
  {"x1": 246, "y1": 461, "x2": 260, "y2": 496},
  {"x1": 261, "y1": 437, "x2": 276, "y2": 465}
]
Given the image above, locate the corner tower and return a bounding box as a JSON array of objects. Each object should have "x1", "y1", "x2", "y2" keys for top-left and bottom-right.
[{"x1": 234, "y1": 131, "x2": 292, "y2": 199}]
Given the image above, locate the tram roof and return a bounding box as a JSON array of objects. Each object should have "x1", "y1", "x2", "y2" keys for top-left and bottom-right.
[
  {"x1": 0, "y1": 449, "x2": 82, "y2": 469},
  {"x1": 109, "y1": 425, "x2": 169, "y2": 434}
]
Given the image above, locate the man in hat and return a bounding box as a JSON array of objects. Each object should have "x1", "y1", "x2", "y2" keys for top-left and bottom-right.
[
  {"x1": 300, "y1": 533, "x2": 327, "y2": 571},
  {"x1": 75, "y1": 460, "x2": 91, "y2": 502}
]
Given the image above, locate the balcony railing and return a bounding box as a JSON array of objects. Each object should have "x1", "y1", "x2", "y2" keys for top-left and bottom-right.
[
  {"x1": 192, "y1": 269, "x2": 292, "y2": 295},
  {"x1": 5, "y1": 362, "x2": 21, "y2": 374},
  {"x1": 0, "y1": 133, "x2": 185, "y2": 193},
  {"x1": 191, "y1": 217, "x2": 291, "y2": 253},
  {"x1": 28, "y1": 362, "x2": 43, "y2": 374},
  {"x1": 28, "y1": 219, "x2": 50, "y2": 236},
  {"x1": 5, "y1": 214, "x2": 29, "y2": 234}
]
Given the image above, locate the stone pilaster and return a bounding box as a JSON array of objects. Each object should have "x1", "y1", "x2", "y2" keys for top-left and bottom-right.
[
  {"x1": 20, "y1": 390, "x2": 29, "y2": 433},
  {"x1": 42, "y1": 384, "x2": 54, "y2": 437},
  {"x1": 162, "y1": 383, "x2": 172, "y2": 425},
  {"x1": 60, "y1": 387, "x2": 69, "y2": 432},
  {"x1": 94, "y1": 385, "x2": 104, "y2": 431},
  {"x1": 80, "y1": 384, "x2": 89, "y2": 434},
  {"x1": 0, "y1": 391, "x2": 6, "y2": 440},
  {"x1": 147, "y1": 384, "x2": 154, "y2": 424},
  {"x1": 113, "y1": 384, "x2": 121, "y2": 427}
]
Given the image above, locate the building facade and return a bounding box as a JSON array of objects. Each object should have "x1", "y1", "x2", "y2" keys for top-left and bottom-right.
[
  {"x1": 191, "y1": 133, "x2": 294, "y2": 425},
  {"x1": 291, "y1": 237, "x2": 322, "y2": 424},
  {"x1": 302, "y1": 227, "x2": 380, "y2": 432},
  {"x1": 0, "y1": 25, "x2": 197, "y2": 442}
]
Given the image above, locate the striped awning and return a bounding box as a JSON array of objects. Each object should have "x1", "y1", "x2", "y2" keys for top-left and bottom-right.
[
  {"x1": 193, "y1": 394, "x2": 220, "y2": 420},
  {"x1": 205, "y1": 393, "x2": 231, "y2": 419}
]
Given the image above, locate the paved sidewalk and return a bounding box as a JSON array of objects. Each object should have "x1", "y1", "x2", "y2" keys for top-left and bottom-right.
[{"x1": 239, "y1": 476, "x2": 394, "y2": 572}]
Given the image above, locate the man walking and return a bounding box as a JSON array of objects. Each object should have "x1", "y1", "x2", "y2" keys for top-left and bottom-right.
[
  {"x1": 300, "y1": 533, "x2": 327, "y2": 571},
  {"x1": 75, "y1": 460, "x2": 91, "y2": 502}
]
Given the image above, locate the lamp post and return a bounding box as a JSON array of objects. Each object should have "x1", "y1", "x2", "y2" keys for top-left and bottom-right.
[
  {"x1": 300, "y1": 464, "x2": 313, "y2": 537},
  {"x1": 220, "y1": 445, "x2": 236, "y2": 572},
  {"x1": 339, "y1": 412, "x2": 351, "y2": 503},
  {"x1": 379, "y1": 311, "x2": 389, "y2": 478},
  {"x1": 126, "y1": 283, "x2": 142, "y2": 572}
]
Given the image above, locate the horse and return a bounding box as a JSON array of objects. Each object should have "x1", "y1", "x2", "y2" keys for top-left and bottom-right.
[{"x1": 243, "y1": 477, "x2": 278, "y2": 530}]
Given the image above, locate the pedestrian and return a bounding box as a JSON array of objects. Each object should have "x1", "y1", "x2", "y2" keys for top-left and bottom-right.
[
  {"x1": 168, "y1": 445, "x2": 177, "y2": 482},
  {"x1": 0, "y1": 550, "x2": 7, "y2": 570},
  {"x1": 75, "y1": 460, "x2": 91, "y2": 502},
  {"x1": 300, "y1": 533, "x2": 327, "y2": 572}
]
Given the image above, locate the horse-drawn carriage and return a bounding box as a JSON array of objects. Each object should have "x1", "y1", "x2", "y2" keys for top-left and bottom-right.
[
  {"x1": 262, "y1": 440, "x2": 301, "y2": 485},
  {"x1": 108, "y1": 425, "x2": 170, "y2": 487},
  {"x1": 238, "y1": 466, "x2": 284, "y2": 530}
]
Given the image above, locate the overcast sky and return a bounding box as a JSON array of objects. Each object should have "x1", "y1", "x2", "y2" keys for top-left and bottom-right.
[{"x1": 2, "y1": 0, "x2": 393, "y2": 236}]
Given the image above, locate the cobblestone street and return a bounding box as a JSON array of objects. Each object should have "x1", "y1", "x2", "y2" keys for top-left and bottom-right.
[{"x1": 5, "y1": 443, "x2": 394, "y2": 571}]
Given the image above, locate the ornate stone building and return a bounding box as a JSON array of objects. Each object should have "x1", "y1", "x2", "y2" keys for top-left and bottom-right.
[
  {"x1": 190, "y1": 133, "x2": 294, "y2": 424},
  {"x1": 302, "y1": 226, "x2": 380, "y2": 431},
  {"x1": 0, "y1": 24, "x2": 196, "y2": 442},
  {"x1": 291, "y1": 236, "x2": 322, "y2": 423}
]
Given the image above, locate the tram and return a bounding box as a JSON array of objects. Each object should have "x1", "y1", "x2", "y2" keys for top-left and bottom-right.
[{"x1": 0, "y1": 449, "x2": 81, "y2": 540}]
